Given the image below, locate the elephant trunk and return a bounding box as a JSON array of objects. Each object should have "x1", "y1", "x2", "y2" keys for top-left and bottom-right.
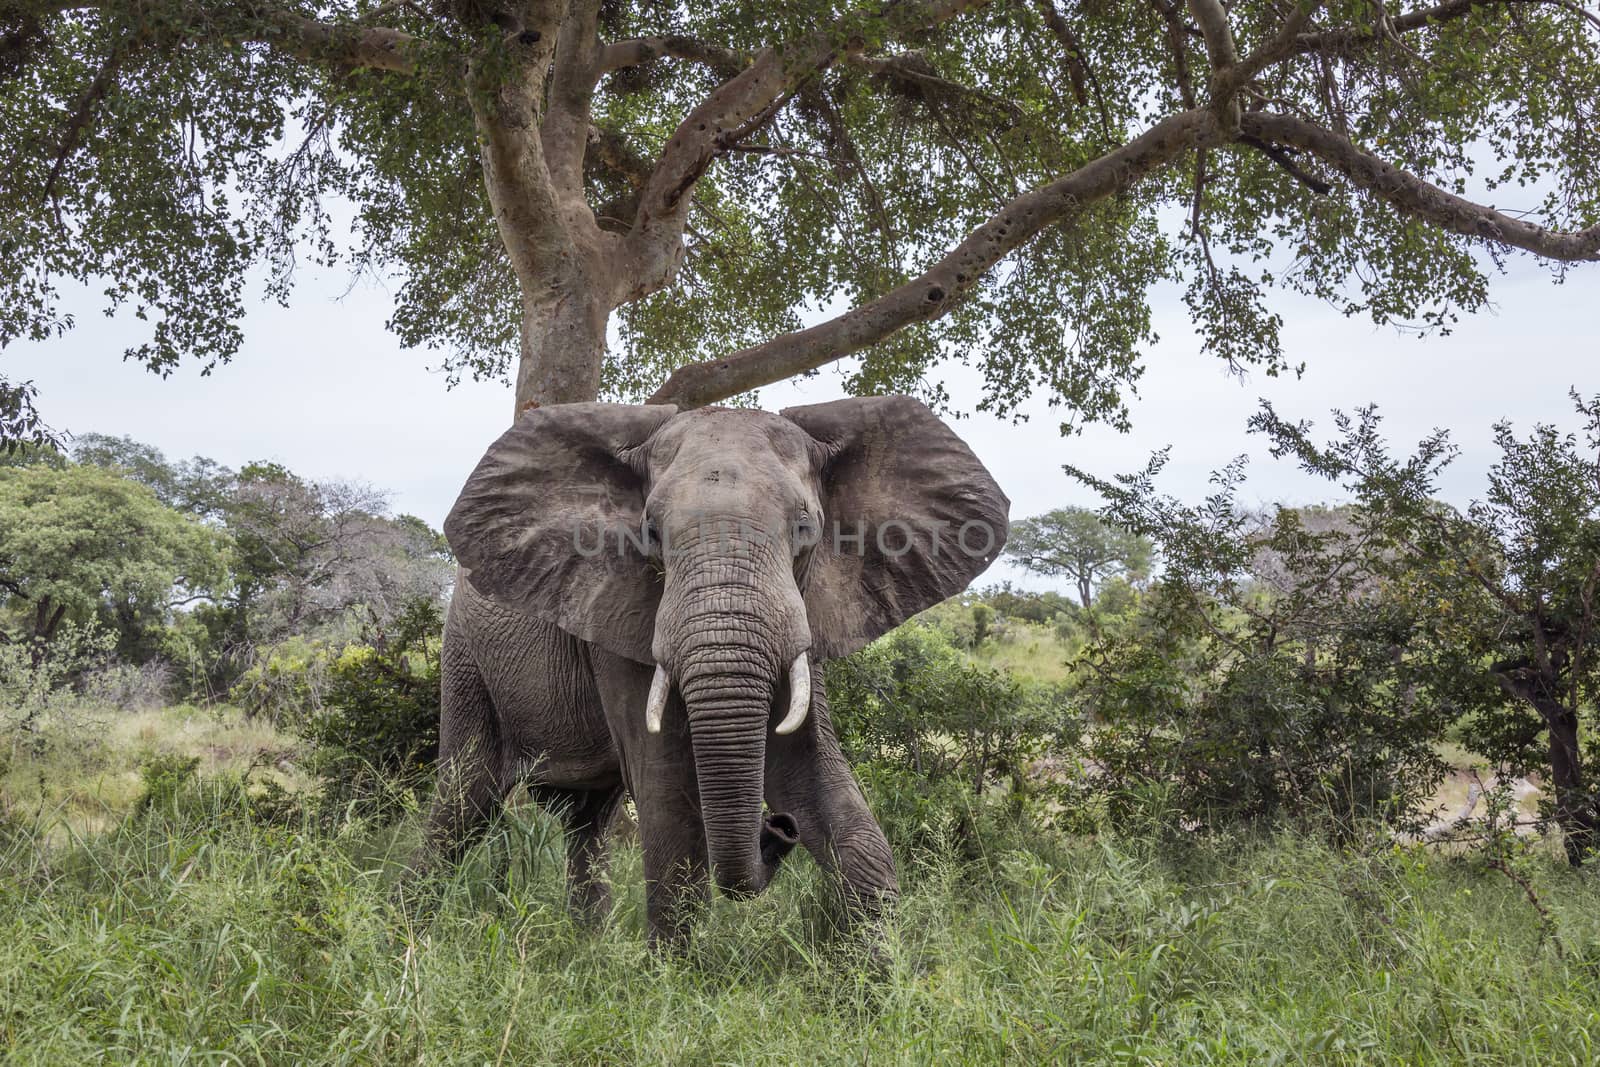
[
  {"x1": 678, "y1": 661, "x2": 800, "y2": 898},
  {"x1": 652, "y1": 528, "x2": 811, "y2": 898}
]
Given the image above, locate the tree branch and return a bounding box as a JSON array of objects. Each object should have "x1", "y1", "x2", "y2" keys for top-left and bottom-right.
[
  {"x1": 586, "y1": 122, "x2": 653, "y2": 187},
  {"x1": 1290, "y1": 0, "x2": 1485, "y2": 55},
  {"x1": 40, "y1": 29, "x2": 127, "y2": 219},
  {"x1": 467, "y1": 4, "x2": 577, "y2": 282},
  {"x1": 1241, "y1": 112, "x2": 1600, "y2": 260},
  {"x1": 798, "y1": 82, "x2": 900, "y2": 269},
  {"x1": 597, "y1": 34, "x2": 747, "y2": 78},
  {"x1": 1291, "y1": 0, "x2": 1600, "y2": 60},
  {"x1": 1186, "y1": 0, "x2": 1241, "y2": 71},
  {"x1": 618, "y1": 0, "x2": 985, "y2": 300},
  {"x1": 1235, "y1": 133, "x2": 1332, "y2": 194},
  {"x1": 1145, "y1": 0, "x2": 1200, "y2": 108},
  {"x1": 32, "y1": 1, "x2": 422, "y2": 73},
  {"x1": 257, "y1": 7, "x2": 418, "y2": 73},
  {"x1": 844, "y1": 50, "x2": 1024, "y2": 125},
  {"x1": 1214, "y1": 0, "x2": 1324, "y2": 101},
  {"x1": 648, "y1": 109, "x2": 1223, "y2": 408},
  {"x1": 1036, "y1": 0, "x2": 1114, "y2": 142},
  {"x1": 541, "y1": 0, "x2": 602, "y2": 193}
]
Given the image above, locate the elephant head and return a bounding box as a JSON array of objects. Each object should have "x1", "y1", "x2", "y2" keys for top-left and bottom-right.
[{"x1": 444, "y1": 396, "x2": 1008, "y2": 897}]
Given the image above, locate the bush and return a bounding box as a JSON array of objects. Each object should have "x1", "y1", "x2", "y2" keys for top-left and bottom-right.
[
  {"x1": 130, "y1": 752, "x2": 303, "y2": 827},
  {"x1": 230, "y1": 635, "x2": 338, "y2": 723},
  {"x1": 970, "y1": 603, "x2": 993, "y2": 646},
  {"x1": 1075, "y1": 582, "x2": 1450, "y2": 840},
  {"x1": 82, "y1": 659, "x2": 176, "y2": 711},
  {"x1": 975, "y1": 582, "x2": 1077, "y2": 624},
  {"x1": 0, "y1": 622, "x2": 118, "y2": 775},
  {"x1": 826, "y1": 622, "x2": 1079, "y2": 849},
  {"x1": 133, "y1": 753, "x2": 202, "y2": 813},
  {"x1": 296, "y1": 598, "x2": 442, "y2": 822},
  {"x1": 907, "y1": 597, "x2": 978, "y2": 648}
]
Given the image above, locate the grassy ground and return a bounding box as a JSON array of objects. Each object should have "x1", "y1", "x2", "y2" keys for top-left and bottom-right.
[
  {"x1": 971, "y1": 620, "x2": 1078, "y2": 686},
  {"x1": 4, "y1": 708, "x2": 1600, "y2": 1064},
  {"x1": 1, "y1": 703, "x2": 304, "y2": 838}
]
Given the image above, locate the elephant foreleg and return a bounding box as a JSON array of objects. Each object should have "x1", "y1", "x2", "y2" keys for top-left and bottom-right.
[
  {"x1": 765, "y1": 682, "x2": 898, "y2": 931},
  {"x1": 589, "y1": 649, "x2": 711, "y2": 950}
]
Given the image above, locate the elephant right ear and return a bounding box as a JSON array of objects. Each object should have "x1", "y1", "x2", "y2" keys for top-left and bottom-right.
[{"x1": 444, "y1": 403, "x2": 678, "y2": 665}]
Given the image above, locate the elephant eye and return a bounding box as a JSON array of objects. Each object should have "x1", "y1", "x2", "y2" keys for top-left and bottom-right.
[{"x1": 793, "y1": 509, "x2": 818, "y2": 554}]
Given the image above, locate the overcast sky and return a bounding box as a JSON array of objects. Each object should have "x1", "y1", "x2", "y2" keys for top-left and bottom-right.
[{"x1": 4, "y1": 256, "x2": 1592, "y2": 593}]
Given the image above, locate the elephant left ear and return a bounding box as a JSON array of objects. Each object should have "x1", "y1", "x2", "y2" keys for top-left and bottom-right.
[
  {"x1": 444, "y1": 402, "x2": 678, "y2": 664},
  {"x1": 781, "y1": 395, "x2": 1010, "y2": 659}
]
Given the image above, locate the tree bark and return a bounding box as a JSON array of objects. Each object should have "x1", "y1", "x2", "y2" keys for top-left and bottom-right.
[
  {"x1": 29, "y1": 596, "x2": 66, "y2": 667},
  {"x1": 512, "y1": 267, "x2": 611, "y2": 409},
  {"x1": 461, "y1": 3, "x2": 618, "y2": 413},
  {"x1": 1537, "y1": 694, "x2": 1597, "y2": 866}
]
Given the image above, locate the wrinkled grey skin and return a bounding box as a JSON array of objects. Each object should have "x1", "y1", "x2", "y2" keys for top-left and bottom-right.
[{"x1": 417, "y1": 396, "x2": 1008, "y2": 946}]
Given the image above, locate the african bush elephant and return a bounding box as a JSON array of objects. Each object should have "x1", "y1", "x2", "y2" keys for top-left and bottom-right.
[{"x1": 421, "y1": 395, "x2": 1008, "y2": 946}]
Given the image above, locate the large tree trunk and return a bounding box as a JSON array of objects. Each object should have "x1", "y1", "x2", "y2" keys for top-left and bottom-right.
[
  {"x1": 512, "y1": 260, "x2": 611, "y2": 410},
  {"x1": 29, "y1": 596, "x2": 66, "y2": 667},
  {"x1": 465, "y1": 3, "x2": 621, "y2": 415},
  {"x1": 1537, "y1": 694, "x2": 1597, "y2": 866}
]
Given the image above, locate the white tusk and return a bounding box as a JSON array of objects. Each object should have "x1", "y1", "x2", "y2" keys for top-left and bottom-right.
[
  {"x1": 775, "y1": 653, "x2": 811, "y2": 735},
  {"x1": 645, "y1": 664, "x2": 671, "y2": 734}
]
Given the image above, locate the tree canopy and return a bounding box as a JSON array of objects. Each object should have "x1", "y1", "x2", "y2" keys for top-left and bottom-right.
[
  {"x1": 0, "y1": 462, "x2": 228, "y2": 657},
  {"x1": 3, "y1": 0, "x2": 1597, "y2": 435}
]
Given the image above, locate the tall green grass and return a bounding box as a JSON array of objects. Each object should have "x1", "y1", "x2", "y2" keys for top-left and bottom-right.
[
  {"x1": 5, "y1": 764, "x2": 1600, "y2": 1065},
  {"x1": 971, "y1": 620, "x2": 1079, "y2": 686}
]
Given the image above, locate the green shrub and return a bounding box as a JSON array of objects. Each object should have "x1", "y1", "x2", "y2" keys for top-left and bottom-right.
[
  {"x1": 908, "y1": 597, "x2": 978, "y2": 648},
  {"x1": 1076, "y1": 584, "x2": 1450, "y2": 840},
  {"x1": 296, "y1": 598, "x2": 442, "y2": 822},
  {"x1": 974, "y1": 581, "x2": 1078, "y2": 624},
  {"x1": 825, "y1": 622, "x2": 1079, "y2": 850},
  {"x1": 0, "y1": 621, "x2": 118, "y2": 782},
  {"x1": 230, "y1": 634, "x2": 338, "y2": 722},
  {"x1": 970, "y1": 603, "x2": 993, "y2": 646},
  {"x1": 1052, "y1": 611, "x2": 1076, "y2": 643},
  {"x1": 130, "y1": 753, "x2": 303, "y2": 827},
  {"x1": 133, "y1": 753, "x2": 201, "y2": 813}
]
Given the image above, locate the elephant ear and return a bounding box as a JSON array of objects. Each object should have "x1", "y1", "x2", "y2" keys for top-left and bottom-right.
[
  {"x1": 444, "y1": 403, "x2": 678, "y2": 664},
  {"x1": 782, "y1": 395, "x2": 1010, "y2": 659}
]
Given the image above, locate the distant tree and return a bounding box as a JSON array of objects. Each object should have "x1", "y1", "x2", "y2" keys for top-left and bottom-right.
[
  {"x1": 63, "y1": 436, "x2": 452, "y2": 675},
  {"x1": 0, "y1": 438, "x2": 65, "y2": 470},
  {"x1": 391, "y1": 513, "x2": 455, "y2": 563},
  {"x1": 1256, "y1": 395, "x2": 1600, "y2": 864},
  {"x1": 72, "y1": 433, "x2": 233, "y2": 518},
  {"x1": 974, "y1": 581, "x2": 1076, "y2": 624},
  {"x1": 1006, "y1": 506, "x2": 1152, "y2": 609},
  {"x1": 3, "y1": 1, "x2": 1598, "y2": 445},
  {"x1": 223, "y1": 462, "x2": 451, "y2": 644},
  {"x1": 0, "y1": 464, "x2": 227, "y2": 662}
]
